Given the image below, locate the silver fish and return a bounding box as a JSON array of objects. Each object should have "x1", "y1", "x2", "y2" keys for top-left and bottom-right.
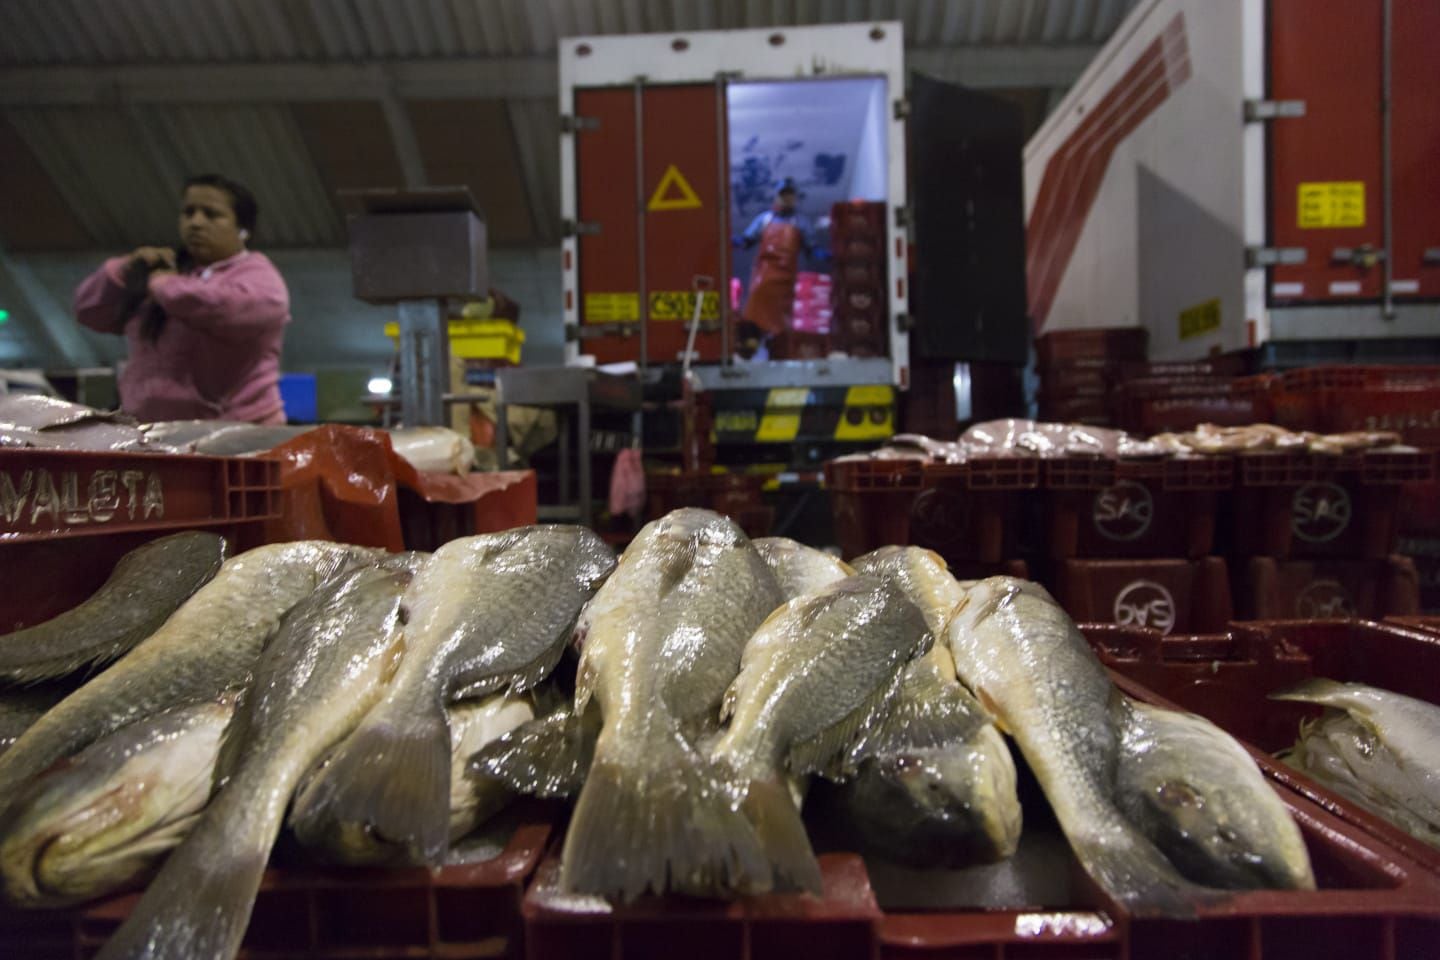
[
  {"x1": 753, "y1": 537, "x2": 853, "y2": 600},
  {"x1": 291, "y1": 525, "x2": 614, "y2": 865},
  {"x1": 1113, "y1": 696, "x2": 1315, "y2": 889},
  {"x1": 0, "y1": 697, "x2": 236, "y2": 908},
  {"x1": 291, "y1": 691, "x2": 536, "y2": 865},
  {"x1": 0, "y1": 687, "x2": 70, "y2": 757},
  {"x1": 94, "y1": 563, "x2": 412, "y2": 960},
  {"x1": 559, "y1": 508, "x2": 784, "y2": 901},
  {"x1": 845, "y1": 547, "x2": 1022, "y2": 867},
  {"x1": 1275, "y1": 678, "x2": 1440, "y2": 847},
  {"x1": 0, "y1": 541, "x2": 379, "y2": 819},
  {"x1": 946, "y1": 577, "x2": 1209, "y2": 916},
  {"x1": 0, "y1": 532, "x2": 227, "y2": 683},
  {"x1": 709, "y1": 575, "x2": 931, "y2": 893}
]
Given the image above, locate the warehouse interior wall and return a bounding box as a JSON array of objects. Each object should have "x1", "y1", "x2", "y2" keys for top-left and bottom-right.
[{"x1": 0, "y1": 248, "x2": 567, "y2": 381}]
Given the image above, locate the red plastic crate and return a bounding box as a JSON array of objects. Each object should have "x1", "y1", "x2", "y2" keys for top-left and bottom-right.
[
  {"x1": 523, "y1": 852, "x2": 879, "y2": 960},
  {"x1": 1082, "y1": 619, "x2": 1440, "y2": 885},
  {"x1": 1036, "y1": 391, "x2": 1113, "y2": 425},
  {"x1": 0, "y1": 450, "x2": 282, "y2": 632},
  {"x1": 68, "y1": 811, "x2": 554, "y2": 959},
  {"x1": 1042, "y1": 456, "x2": 1232, "y2": 559},
  {"x1": 1272, "y1": 366, "x2": 1440, "y2": 446},
  {"x1": 1227, "y1": 450, "x2": 1435, "y2": 559},
  {"x1": 908, "y1": 459, "x2": 1038, "y2": 565},
  {"x1": 824, "y1": 458, "x2": 926, "y2": 560},
  {"x1": 1236, "y1": 555, "x2": 1421, "y2": 620},
  {"x1": 1035, "y1": 327, "x2": 1148, "y2": 367},
  {"x1": 1053, "y1": 556, "x2": 1233, "y2": 635},
  {"x1": 830, "y1": 200, "x2": 885, "y2": 243},
  {"x1": 1112, "y1": 374, "x2": 1274, "y2": 434},
  {"x1": 1117, "y1": 354, "x2": 1251, "y2": 380},
  {"x1": 770, "y1": 330, "x2": 831, "y2": 360},
  {"x1": 1037, "y1": 361, "x2": 1114, "y2": 396}
]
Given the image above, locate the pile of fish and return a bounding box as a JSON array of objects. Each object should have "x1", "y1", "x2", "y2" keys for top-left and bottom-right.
[
  {"x1": 0, "y1": 511, "x2": 1324, "y2": 959},
  {"x1": 1277, "y1": 679, "x2": 1440, "y2": 847},
  {"x1": 0, "y1": 393, "x2": 476, "y2": 474}
]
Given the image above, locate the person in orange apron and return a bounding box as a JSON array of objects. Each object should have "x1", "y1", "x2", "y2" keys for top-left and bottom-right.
[{"x1": 735, "y1": 178, "x2": 814, "y2": 359}]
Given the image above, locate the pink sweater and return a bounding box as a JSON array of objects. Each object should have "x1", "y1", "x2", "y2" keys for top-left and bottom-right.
[{"x1": 73, "y1": 251, "x2": 291, "y2": 423}]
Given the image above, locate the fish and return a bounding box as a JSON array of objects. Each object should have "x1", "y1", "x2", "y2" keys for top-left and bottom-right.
[
  {"x1": 0, "y1": 687, "x2": 71, "y2": 757},
  {"x1": 0, "y1": 697, "x2": 236, "y2": 908},
  {"x1": 835, "y1": 547, "x2": 1022, "y2": 867},
  {"x1": 290, "y1": 691, "x2": 536, "y2": 865},
  {"x1": 945, "y1": 577, "x2": 1210, "y2": 916},
  {"x1": 752, "y1": 537, "x2": 853, "y2": 600},
  {"x1": 290, "y1": 525, "x2": 614, "y2": 865},
  {"x1": 0, "y1": 532, "x2": 227, "y2": 684},
  {"x1": 0, "y1": 541, "x2": 379, "y2": 820},
  {"x1": 1274, "y1": 679, "x2": 1440, "y2": 846},
  {"x1": 1112, "y1": 696, "x2": 1315, "y2": 889},
  {"x1": 192, "y1": 424, "x2": 312, "y2": 456},
  {"x1": 709, "y1": 575, "x2": 931, "y2": 893},
  {"x1": 388, "y1": 426, "x2": 476, "y2": 476},
  {"x1": 94, "y1": 562, "x2": 412, "y2": 960},
  {"x1": 557, "y1": 508, "x2": 784, "y2": 900}
]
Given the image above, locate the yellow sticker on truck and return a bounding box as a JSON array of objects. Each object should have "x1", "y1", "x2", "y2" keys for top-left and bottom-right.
[
  {"x1": 583, "y1": 292, "x2": 639, "y2": 323},
  {"x1": 1178, "y1": 298, "x2": 1221, "y2": 340},
  {"x1": 649, "y1": 291, "x2": 720, "y2": 322},
  {"x1": 1297, "y1": 181, "x2": 1365, "y2": 229}
]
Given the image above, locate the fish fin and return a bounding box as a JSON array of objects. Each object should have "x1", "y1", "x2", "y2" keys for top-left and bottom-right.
[
  {"x1": 738, "y1": 776, "x2": 822, "y2": 895},
  {"x1": 291, "y1": 702, "x2": 452, "y2": 865},
  {"x1": 561, "y1": 723, "x2": 769, "y2": 901},
  {"x1": 868, "y1": 662, "x2": 989, "y2": 755},
  {"x1": 788, "y1": 665, "x2": 908, "y2": 779},
  {"x1": 1068, "y1": 829, "x2": 1215, "y2": 919},
  {"x1": 93, "y1": 813, "x2": 269, "y2": 960},
  {"x1": 719, "y1": 677, "x2": 740, "y2": 724},
  {"x1": 506, "y1": 637, "x2": 569, "y2": 696},
  {"x1": 469, "y1": 705, "x2": 597, "y2": 798},
  {"x1": 0, "y1": 634, "x2": 147, "y2": 686}
]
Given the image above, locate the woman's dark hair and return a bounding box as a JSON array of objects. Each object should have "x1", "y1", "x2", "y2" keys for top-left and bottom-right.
[
  {"x1": 113, "y1": 173, "x2": 258, "y2": 342},
  {"x1": 184, "y1": 173, "x2": 259, "y2": 235}
]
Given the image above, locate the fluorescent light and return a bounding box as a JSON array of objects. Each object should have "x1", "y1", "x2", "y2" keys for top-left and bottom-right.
[{"x1": 367, "y1": 376, "x2": 393, "y2": 395}]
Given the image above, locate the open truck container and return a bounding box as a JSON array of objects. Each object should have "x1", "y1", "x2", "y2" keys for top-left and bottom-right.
[
  {"x1": 1024, "y1": 0, "x2": 1440, "y2": 361},
  {"x1": 558, "y1": 20, "x2": 1029, "y2": 406}
]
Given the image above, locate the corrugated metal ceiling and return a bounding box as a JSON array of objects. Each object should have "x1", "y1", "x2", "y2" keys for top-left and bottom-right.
[
  {"x1": 0, "y1": 0, "x2": 1136, "y2": 65},
  {"x1": 0, "y1": 1, "x2": 1138, "y2": 252}
]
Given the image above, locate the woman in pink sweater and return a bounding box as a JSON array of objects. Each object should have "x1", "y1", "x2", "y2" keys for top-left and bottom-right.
[{"x1": 73, "y1": 174, "x2": 291, "y2": 424}]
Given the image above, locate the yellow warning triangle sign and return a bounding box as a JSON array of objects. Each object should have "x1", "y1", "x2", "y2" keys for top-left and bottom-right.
[{"x1": 647, "y1": 164, "x2": 703, "y2": 211}]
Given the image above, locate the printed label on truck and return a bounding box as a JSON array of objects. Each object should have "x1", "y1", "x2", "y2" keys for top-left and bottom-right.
[
  {"x1": 1178, "y1": 298, "x2": 1221, "y2": 340},
  {"x1": 1297, "y1": 181, "x2": 1365, "y2": 229},
  {"x1": 649, "y1": 290, "x2": 720, "y2": 322},
  {"x1": 583, "y1": 292, "x2": 640, "y2": 324}
]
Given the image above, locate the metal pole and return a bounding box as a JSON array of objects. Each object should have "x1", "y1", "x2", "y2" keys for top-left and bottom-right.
[
  {"x1": 396, "y1": 299, "x2": 448, "y2": 426},
  {"x1": 634, "y1": 78, "x2": 649, "y2": 371},
  {"x1": 716, "y1": 74, "x2": 731, "y2": 363},
  {"x1": 1381, "y1": 0, "x2": 1395, "y2": 321}
]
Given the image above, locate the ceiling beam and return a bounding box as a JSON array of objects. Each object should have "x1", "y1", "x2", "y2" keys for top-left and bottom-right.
[
  {"x1": 0, "y1": 45, "x2": 1103, "y2": 105},
  {"x1": 369, "y1": 66, "x2": 428, "y2": 189}
]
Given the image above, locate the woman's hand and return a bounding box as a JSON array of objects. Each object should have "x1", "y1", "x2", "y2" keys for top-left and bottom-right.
[{"x1": 129, "y1": 246, "x2": 177, "y2": 270}]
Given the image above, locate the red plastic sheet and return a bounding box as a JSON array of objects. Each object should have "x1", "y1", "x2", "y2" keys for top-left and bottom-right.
[{"x1": 252, "y1": 425, "x2": 536, "y2": 551}]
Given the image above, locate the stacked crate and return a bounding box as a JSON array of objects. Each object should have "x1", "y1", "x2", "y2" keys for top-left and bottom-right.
[
  {"x1": 828, "y1": 200, "x2": 887, "y2": 357},
  {"x1": 1034, "y1": 328, "x2": 1147, "y2": 425}
]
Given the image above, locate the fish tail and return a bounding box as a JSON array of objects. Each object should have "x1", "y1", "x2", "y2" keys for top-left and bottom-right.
[
  {"x1": 93, "y1": 802, "x2": 270, "y2": 960},
  {"x1": 561, "y1": 724, "x2": 769, "y2": 901},
  {"x1": 738, "y1": 776, "x2": 822, "y2": 895},
  {"x1": 469, "y1": 705, "x2": 596, "y2": 798},
  {"x1": 1069, "y1": 829, "x2": 1211, "y2": 918},
  {"x1": 294, "y1": 702, "x2": 452, "y2": 865}
]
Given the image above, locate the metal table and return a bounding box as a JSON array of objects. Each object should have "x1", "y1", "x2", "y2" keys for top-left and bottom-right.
[{"x1": 493, "y1": 367, "x2": 642, "y2": 527}]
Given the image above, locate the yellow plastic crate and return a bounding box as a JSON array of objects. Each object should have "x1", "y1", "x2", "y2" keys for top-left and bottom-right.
[{"x1": 384, "y1": 319, "x2": 525, "y2": 364}]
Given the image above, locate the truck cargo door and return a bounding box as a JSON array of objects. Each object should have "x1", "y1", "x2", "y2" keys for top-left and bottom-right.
[
  {"x1": 1391, "y1": 0, "x2": 1440, "y2": 301},
  {"x1": 908, "y1": 73, "x2": 1027, "y2": 364},
  {"x1": 574, "y1": 84, "x2": 726, "y2": 365},
  {"x1": 1268, "y1": 0, "x2": 1384, "y2": 303}
]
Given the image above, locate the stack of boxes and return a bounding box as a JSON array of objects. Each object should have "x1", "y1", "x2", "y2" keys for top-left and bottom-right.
[
  {"x1": 771, "y1": 271, "x2": 832, "y2": 360},
  {"x1": 1034, "y1": 328, "x2": 1148, "y2": 425},
  {"x1": 828, "y1": 200, "x2": 887, "y2": 357}
]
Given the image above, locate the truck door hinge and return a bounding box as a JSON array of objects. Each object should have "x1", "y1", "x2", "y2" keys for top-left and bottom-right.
[
  {"x1": 559, "y1": 115, "x2": 601, "y2": 134},
  {"x1": 1245, "y1": 246, "x2": 1307, "y2": 268},
  {"x1": 1422, "y1": 248, "x2": 1440, "y2": 265},
  {"x1": 893, "y1": 206, "x2": 911, "y2": 228},
  {"x1": 1332, "y1": 245, "x2": 1386, "y2": 268},
  {"x1": 561, "y1": 219, "x2": 602, "y2": 238},
  {"x1": 893, "y1": 99, "x2": 910, "y2": 120},
  {"x1": 1244, "y1": 99, "x2": 1306, "y2": 122}
]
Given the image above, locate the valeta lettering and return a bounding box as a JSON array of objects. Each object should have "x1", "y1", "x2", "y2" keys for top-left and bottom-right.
[{"x1": 0, "y1": 468, "x2": 164, "y2": 530}]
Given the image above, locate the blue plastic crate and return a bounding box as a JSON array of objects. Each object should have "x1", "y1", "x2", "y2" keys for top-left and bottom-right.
[{"x1": 279, "y1": 373, "x2": 318, "y2": 423}]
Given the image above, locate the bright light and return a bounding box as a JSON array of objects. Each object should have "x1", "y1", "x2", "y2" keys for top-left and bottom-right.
[
  {"x1": 367, "y1": 376, "x2": 393, "y2": 395},
  {"x1": 0, "y1": 309, "x2": 9, "y2": 324}
]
